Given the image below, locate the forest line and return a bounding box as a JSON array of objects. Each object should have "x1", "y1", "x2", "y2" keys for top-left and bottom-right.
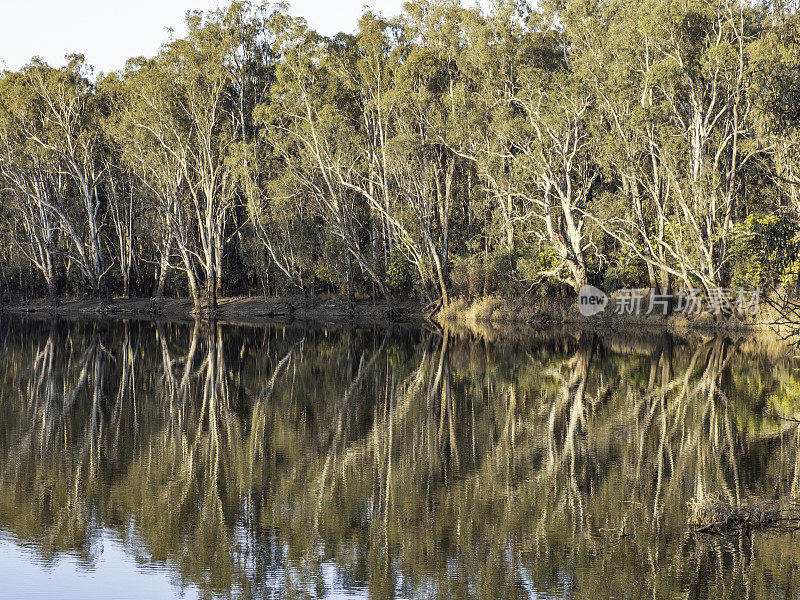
[{"x1": 0, "y1": 0, "x2": 799, "y2": 314}]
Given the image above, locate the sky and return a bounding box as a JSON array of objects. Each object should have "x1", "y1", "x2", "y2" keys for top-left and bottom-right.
[{"x1": 0, "y1": 0, "x2": 408, "y2": 75}]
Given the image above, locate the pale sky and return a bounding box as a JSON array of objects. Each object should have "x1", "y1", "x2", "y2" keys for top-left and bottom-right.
[{"x1": 0, "y1": 0, "x2": 408, "y2": 75}]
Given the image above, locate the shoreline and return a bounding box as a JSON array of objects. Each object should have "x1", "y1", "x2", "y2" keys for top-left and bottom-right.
[
  {"x1": 0, "y1": 295, "x2": 791, "y2": 344},
  {"x1": 433, "y1": 295, "x2": 797, "y2": 346},
  {"x1": 1, "y1": 296, "x2": 426, "y2": 328},
  {"x1": 435, "y1": 295, "x2": 780, "y2": 331}
]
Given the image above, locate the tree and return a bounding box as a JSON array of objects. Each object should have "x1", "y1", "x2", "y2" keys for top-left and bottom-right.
[
  {"x1": 258, "y1": 18, "x2": 393, "y2": 300},
  {"x1": 0, "y1": 72, "x2": 63, "y2": 304},
  {"x1": 571, "y1": 0, "x2": 766, "y2": 293},
  {"x1": 114, "y1": 11, "x2": 242, "y2": 312},
  {"x1": 1, "y1": 58, "x2": 110, "y2": 296}
]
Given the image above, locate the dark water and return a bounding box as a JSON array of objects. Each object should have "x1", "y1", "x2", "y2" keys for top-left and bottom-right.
[{"x1": 0, "y1": 318, "x2": 799, "y2": 600}]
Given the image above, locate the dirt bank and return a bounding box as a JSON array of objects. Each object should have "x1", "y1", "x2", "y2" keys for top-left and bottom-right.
[
  {"x1": 1, "y1": 296, "x2": 426, "y2": 327},
  {"x1": 2, "y1": 294, "x2": 793, "y2": 348},
  {"x1": 434, "y1": 295, "x2": 791, "y2": 343}
]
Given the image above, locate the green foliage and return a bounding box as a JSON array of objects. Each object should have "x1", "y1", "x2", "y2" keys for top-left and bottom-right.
[
  {"x1": 385, "y1": 249, "x2": 414, "y2": 293},
  {"x1": 514, "y1": 243, "x2": 579, "y2": 295},
  {"x1": 450, "y1": 254, "x2": 485, "y2": 297},
  {"x1": 603, "y1": 254, "x2": 650, "y2": 291},
  {"x1": 0, "y1": 0, "x2": 799, "y2": 306},
  {"x1": 730, "y1": 213, "x2": 800, "y2": 290}
]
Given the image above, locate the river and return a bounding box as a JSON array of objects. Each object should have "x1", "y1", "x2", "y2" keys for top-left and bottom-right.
[{"x1": 0, "y1": 318, "x2": 798, "y2": 599}]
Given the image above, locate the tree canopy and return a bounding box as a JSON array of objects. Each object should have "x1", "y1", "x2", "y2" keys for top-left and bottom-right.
[{"x1": 1, "y1": 0, "x2": 798, "y2": 311}]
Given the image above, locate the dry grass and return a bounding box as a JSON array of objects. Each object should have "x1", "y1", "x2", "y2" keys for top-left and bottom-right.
[
  {"x1": 436, "y1": 295, "x2": 786, "y2": 343},
  {"x1": 687, "y1": 493, "x2": 800, "y2": 535},
  {"x1": 436, "y1": 296, "x2": 564, "y2": 327}
]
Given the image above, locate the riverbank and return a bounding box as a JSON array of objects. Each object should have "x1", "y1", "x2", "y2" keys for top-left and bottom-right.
[
  {"x1": 435, "y1": 294, "x2": 789, "y2": 337},
  {"x1": 1, "y1": 296, "x2": 426, "y2": 327},
  {"x1": 1, "y1": 293, "x2": 792, "y2": 343}
]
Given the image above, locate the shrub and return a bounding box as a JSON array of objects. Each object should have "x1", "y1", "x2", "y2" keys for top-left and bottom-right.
[
  {"x1": 730, "y1": 213, "x2": 799, "y2": 290},
  {"x1": 386, "y1": 249, "x2": 414, "y2": 294}
]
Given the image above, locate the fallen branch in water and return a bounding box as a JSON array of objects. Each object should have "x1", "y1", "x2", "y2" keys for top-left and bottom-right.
[
  {"x1": 687, "y1": 494, "x2": 800, "y2": 535},
  {"x1": 774, "y1": 413, "x2": 800, "y2": 425}
]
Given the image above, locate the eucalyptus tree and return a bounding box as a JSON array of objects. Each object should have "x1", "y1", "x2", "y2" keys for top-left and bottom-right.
[
  {"x1": 436, "y1": 1, "x2": 540, "y2": 278},
  {"x1": 654, "y1": 0, "x2": 764, "y2": 293},
  {"x1": 104, "y1": 166, "x2": 138, "y2": 298},
  {"x1": 456, "y1": 2, "x2": 601, "y2": 293},
  {"x1": 110, "y1": 60, "x2": 203, "y2": 307},
  {"x1": 258, "y1": 17, "x2": 393, "y2": 299},
  {"x1": 278, "y1": 3, "x2": 474, "y2": 306},
  {"x1": 750, "y1": 4, "x2": 800, "y2": 212},
  {"x1": 26, "y1": 57, "x2": 110, "y2": 295},
  {"x1": 0, "y1": 72, "x2": 63, "y2": 304},
  {"x1": 564, "y1": 0, "x2": 675, "y2": 293},
  {"x1": 0, "y1": 0, "x2": 797, "y2": 305},
  {"x1": 114, "y1": 12, "x2": 243, "y2": 312},
  {"x1": 0, "y1": 57, "x2": 109, "y2": 296},
  {"x1": 509, "y1": 73, "x2": 602, "y2": 292},
  {"x1": 222, "y1": 3, "x2": 316, "y2": 293},
  {"x1": 385, "y1": 0, "x2": 469, "y2": 305},
  {"x1": 568, "y1": 0, "x2": 766, "y2": 293}
]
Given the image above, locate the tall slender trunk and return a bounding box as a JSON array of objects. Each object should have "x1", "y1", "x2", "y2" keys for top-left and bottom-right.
[
  {"x1": 155, "y1": 236, "x2": 172, "y2": 300},
  {"x1": 177, "y1": 246, "x2": 202, "y2": 313},
  {"x1": 215, "y1": 231, "x2": 223, "y2": 301},
  {"x1": 45, "y1": 258, "x2": 58, "y2": 308},
  {"x1": 207, "y1": 270, "x2": 218, "y2": 313}
]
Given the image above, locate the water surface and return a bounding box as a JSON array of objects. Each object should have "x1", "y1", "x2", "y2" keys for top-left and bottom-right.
[{"x1": 0, "y1": 318, "x2": 798, "y2": 599}]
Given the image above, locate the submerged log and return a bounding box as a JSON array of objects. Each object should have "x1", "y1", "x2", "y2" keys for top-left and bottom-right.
[{"x1": 687, "y1": 494, "x2": 800, "y2": 535}]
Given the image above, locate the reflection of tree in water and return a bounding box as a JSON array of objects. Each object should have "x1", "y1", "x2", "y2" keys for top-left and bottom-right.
[
  {"x1": 0, "y1": 319, "x2": 799, "y2": 599},
  {"x1": 0, "y1": 320, "x2": 110, "y2": 562}
]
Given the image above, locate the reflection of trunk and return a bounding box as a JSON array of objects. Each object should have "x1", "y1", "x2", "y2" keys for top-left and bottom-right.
[
  {"x1": 632, "y1": 335, "x2": 743, "y2": 517},
  {"x1": 31, "y1": 321, "x2": 59, "y2": 417},
  {"x1": 110, "y1": 322, "x2": 136, "y2": 442},
  {"x1": 543, "y1": 334, "x2": 597, "y2": 528},
  {"x1": 30, "y1": 327, "x2": 109, "y2": 487},
  {"x1": 200, "y1": 325, "x2": 225, "y2": 485},
  {"x1": 547, "y1": 334, "x2": 596, "y2": 469},
  {"x1": 80, "y1": 334, "x2": 107, "y2": 480},
  {"x1": 793, "y1": 425, "x2": 800, "y2": 498},
  {"x1": 156, "y1": 319, "x2": 201, "y2": 427},
  {"x1": 436, "y1": 333, "x2": 457, "y2": 465},
  {"x1": 314, "y1": 334, "x2": 389, "y2": 525},
  {"x1": 2, "y1": 318, "x2": 799, "y2": 600}
]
